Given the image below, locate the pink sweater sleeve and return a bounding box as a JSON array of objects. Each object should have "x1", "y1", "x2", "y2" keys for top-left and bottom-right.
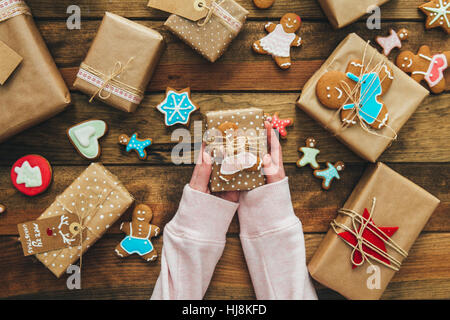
[
  {"x1": 238, "y1": 177, "x2": 318, "y2": 300},
  {"x1": 151, "y1": 184, "x2": 238, "y2": 300}
]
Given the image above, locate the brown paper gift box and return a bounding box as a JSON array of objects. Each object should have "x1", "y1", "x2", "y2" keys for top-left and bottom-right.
[
  {"x1": 73, "y1": 12, "x2": 165, "y2": 113},
  {"x1": 318, "y1": 0, "x2": 390, "y2": 29},
  {"x1": 0, "y1": 40, "x2": 22, "y2": 85},
  {"x1": 204, "y1": 108, "x2": 266, "y2": 192},
  {"x1": 296, "y1": 33, "x2": 429, "y2": 162},
  {"x1": 0, "y1": 1, "x2": 71, "y2": 143},
  {"x1": 34, "y1": 163, "x2": 134, "y2": 278},
  {"x1": 308, "y1": 162, "x2": 440, "y2": 300},
  {"x1": 164, "y1": 0, "x2": 248, "y2": 63}
]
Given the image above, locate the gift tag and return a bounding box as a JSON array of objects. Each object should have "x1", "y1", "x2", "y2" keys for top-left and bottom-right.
[
  {"x1": 0, "y1": 40, "x2": 22, "y2": 85},
  {"x1": 147, "y1": 0, "x2": 211, "y2": 21},
  {"x1": 17, "y1": 213, "x2": 83, "y2": 256}
]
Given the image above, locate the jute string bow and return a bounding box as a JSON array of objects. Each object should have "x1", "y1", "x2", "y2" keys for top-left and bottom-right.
[
  {"x1": 196, "y1": 0, "x2": 242, "y2": 33},
  {"x1": 331, "y1": 198, "x2": 408, "y2": 271},
  {"x1": 326, "y1": 41, "x2": 398, "y2": 142},
  {"x1": 80, "y1": 58, "x2": 143, "y2": 103}
]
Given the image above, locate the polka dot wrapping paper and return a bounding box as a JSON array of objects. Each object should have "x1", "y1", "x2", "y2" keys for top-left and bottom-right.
[
  {"x1": 204, "y1": 108, "x2": 267, "y2": 192},
  {"x1": 34, "y1": 163, "x2": 134, "y2": 278},
  {"x1": 164, "y1": 0, "x2": 248, "y2": 63}
]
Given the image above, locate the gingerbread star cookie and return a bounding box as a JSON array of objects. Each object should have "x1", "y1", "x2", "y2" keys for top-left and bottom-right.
[
  {"x1": 419, "y1": 0, "x2": 450, "y2": 34},
  {"x1": 265, "y1": 112, "x2": 293, "y2": 139},
  {"x1": 156, "y1": 87, "x2": 199, "y2": 127}
]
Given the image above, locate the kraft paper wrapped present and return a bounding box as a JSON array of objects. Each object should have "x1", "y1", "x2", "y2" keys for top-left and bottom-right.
[
  {"x1": 34, "y1": 163, "x2": 134, "y2": 278},
  {"x1": 308, "y1": 162, "x2": 440, "y2": 300},
  {"x1": 296, "y1": 33, "x2": 429, "y2": 162},
  {"x1": 73, "y1": 12, "x2": 165, "y2": 113},
  {"x1": 204, "y1": 108, "x2": 267, "y2": 192},
  {"x1": 0, "y1": 0, "x2": 71, "y2": 143},
  {"x1": 318, "y1": 0, "x2": 391, "y2": 29},
  {"x1": 163, "y1": 0, "x2": 248, "y2": 62}
]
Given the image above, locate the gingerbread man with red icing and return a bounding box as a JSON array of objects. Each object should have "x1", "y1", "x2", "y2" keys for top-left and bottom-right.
[
  {"x1": 396, "y1": 45, "x2": 449, "y2": 94},
  {"x1": 252, "y1": 13, "x2": 303, "y2": 69}
]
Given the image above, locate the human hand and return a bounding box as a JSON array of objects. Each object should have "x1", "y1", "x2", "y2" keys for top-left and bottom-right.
[
  {"x1": 189, "y1": 143, "x2": 239, "y2": 202},
  {"x1": 262, "y1": 121, "x2": 286, "y2": 184}
]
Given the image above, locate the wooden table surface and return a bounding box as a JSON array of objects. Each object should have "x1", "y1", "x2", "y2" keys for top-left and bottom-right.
[{"x1": 1, "y1": 0, "x2": 449, "y2": 300}]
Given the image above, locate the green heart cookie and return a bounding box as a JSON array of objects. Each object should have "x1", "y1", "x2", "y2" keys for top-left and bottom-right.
[{"x1": 68, "y1": 120, "x2": 107, "y2": 160}]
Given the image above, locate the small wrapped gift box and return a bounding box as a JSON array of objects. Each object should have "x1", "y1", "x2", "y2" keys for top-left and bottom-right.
[
  {"x1": 204, "y1": 108, "x2": 266, "y2": 192},
  {"x1": 34, "y1": 163, "x2": 134, "y2": 278},
  {"x1": 73, "y1": 12, "x2": 165, "y2": 113},
  {"x1": 0, "y1": 0, "x2": 71, "y2": 143},
  {"x1": 318, "y1": 0, "x2": 390, "y2": 29},
  {"x1": 297, "y1": 33, "x2": 429, "y2": 162},
  {"x1": 308, "y1": 162, "x2": 440, "y2": 300},
  {"x1": 163, "y1": 0, "x2": 248, "y2": 62}
]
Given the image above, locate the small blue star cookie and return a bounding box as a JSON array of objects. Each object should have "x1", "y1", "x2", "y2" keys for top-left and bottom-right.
[
  {"x1": 156, "y1": 87, "x2": 199, "y2": 126},
  {"x1": 118, "y1": 133, "x2": 152, "y2": 160}
]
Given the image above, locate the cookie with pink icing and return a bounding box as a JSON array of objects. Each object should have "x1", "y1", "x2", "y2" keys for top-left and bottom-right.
[
  {"x1": 252, "y1": 13, "x2": 303, "y2": 69},
  {"x1": 376, "y1": 28, "x2": 409, "y2": 56},
  {"x1": 396, "y1": 45, "x2": 449, "y2": 94}
]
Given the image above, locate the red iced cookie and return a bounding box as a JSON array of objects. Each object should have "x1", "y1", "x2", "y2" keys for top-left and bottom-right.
[{"x1": 11, "y1": 155, "x2": 52, "y2": 196}]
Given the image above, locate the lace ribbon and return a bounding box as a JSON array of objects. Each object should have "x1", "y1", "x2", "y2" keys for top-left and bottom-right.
[{"x1": 0, "y1": 0, "x2": 31, "y2": 22}]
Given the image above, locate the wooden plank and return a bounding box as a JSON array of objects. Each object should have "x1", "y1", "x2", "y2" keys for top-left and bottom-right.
[
  {"x1": 28, "y1": 0, "x2": 434, "y2": 20},
  {"x1": 0, "y1": 92, "x2": 449, "y2": 165},
  {"x1": 0, "y1": 164, "x2": 447, "y2": 235},
  {"x1": 38, "y1": 21, "x2": 450, "y2": 67},
  {"x1": 1, "y1": 233, "x2": 449, "y2": 299}
]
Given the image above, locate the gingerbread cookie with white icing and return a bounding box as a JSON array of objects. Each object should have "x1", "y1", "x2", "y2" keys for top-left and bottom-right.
[
  {"x1": 396, "y1": 45, "x2": 449, "y2": 94},
  {"x1": 252, "y1": 13, "x2": 303, "y2": 69},
  {"x1": 216, "y1": 122, "x2": 262, "y2": 183},
  {"x1": 316, "y1": 59, "x2": 393, "y2": 130},
  {"x1": 115, "y1": 204, "x2": 160, "y2": 262}
]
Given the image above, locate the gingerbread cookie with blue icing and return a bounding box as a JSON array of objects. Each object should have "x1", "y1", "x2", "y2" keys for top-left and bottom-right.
[
  {"x1": 156, "y1": 87, "x2": 199, "y2": 127},
  {"x1": 316, "y1": 59, "x2": 393, "y2": 130},
  {"x1": 313, "y1": 161, "x2": 345, "y2": 190},
  {"x1": 115, "y1": 204, "x2": 160, "y2": 262},
  {"x1": 118, "y1": 133, "x2": 152, "y2": 160}
]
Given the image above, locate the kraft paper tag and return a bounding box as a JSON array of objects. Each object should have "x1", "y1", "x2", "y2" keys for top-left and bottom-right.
[
  {"x1": 0, "y1": 40, "x2": 22, "y2": 85},
  {"x1": 18, "y1": 213, "x2": 83, "y2": 256},
  {"x1": 147, "y1": 0, "x2": 211, "y2": 21}
]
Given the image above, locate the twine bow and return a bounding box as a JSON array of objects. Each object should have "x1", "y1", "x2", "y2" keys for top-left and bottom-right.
[
  {"x1": 80, "y1": 58, "x2": 143, "y2": 103},
  {"x1": 331, "y1": 198, "x2": 408, "y2": 271},
  {"x1": 196, "y1": 0, "x2": 242, "y2": 33}
]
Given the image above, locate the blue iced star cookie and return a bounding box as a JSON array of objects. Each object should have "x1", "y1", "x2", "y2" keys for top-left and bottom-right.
[
  {"x1": 118, "y1": 133, "x2": 152, "y2": 160},
  {"x1": 156, "y1": 87, "x2": 199, "y2": 126}
]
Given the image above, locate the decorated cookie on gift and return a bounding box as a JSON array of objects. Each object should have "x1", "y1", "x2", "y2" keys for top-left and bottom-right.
[
  {"x1": 396, "y1": 45, "x2": 449, "y2": 94},
  {"x1": 115, "y1": 204, "x2": 160, "y2": 262},
  {"x1": 313, "y1": 161, "x2": 345, "y2": 190},
  {"x1": 316, "y1": 59, "x2": 393, "y2": 129},
  {"x1": 297, "y1": 137, "x2": 320, "y2": 169},
  {"x1": 11, "y1": 155, "x2": 52, "y2": 196},
  {"x1": 264, "y1": 112, "x2": 293, "y2": 139},
  {"x1": 419, "y1": 0, "x2": 450, "y2": 34},
  {"x1": 67, "y1": 120, "x2": 107, "y2": 160},
  {"x1": 252, "y1": 13, "x2": 303, "y2": 69},
  {"x1": 376, "y1": 28, "x2": 409, "y2": 56},
  {"x1": 118, "y1": 133, "x2": 152, "y2": 160},
  {"x1": 156, "y1": 87, "x2": 199, "y2": 127},
  {"x1": 216, "y1": 122, "x2": 263, "y2": 183}
]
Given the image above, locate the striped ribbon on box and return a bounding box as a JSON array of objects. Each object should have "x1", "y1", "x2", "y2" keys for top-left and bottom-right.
[{"x1": 0, "y1": 0, "x2": 31, "y2": 23}]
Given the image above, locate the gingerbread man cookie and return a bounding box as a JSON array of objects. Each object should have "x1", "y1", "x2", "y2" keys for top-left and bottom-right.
[
  {"x1": 419, "y1": 0, "x2": 450, "y2": 34},
  {"x1": 396, "y1": 45, "x2": 449, "y2": 94},
  {"x1": 216, "y1": 122, "x2": 262, "y2": 182},
  {"x1": 118, "y1": 133, "x2": 152, "y2": 160},
  {"x1": 115, "y1": 204, "x2": 160, "y2": 262},
  {"x1": 316, "y1": 59, "x2": 393, "y2": 130},
  {"x1": 313, "y1": 161, "x2": 345, "y2": 190},
  {"x1": 376, "y1": 28, "x2": 409, "y2": 56},
  {"x1": 252, "y1": 13, "x2": 303, "y2": 69},
  {"x1": 297, "y1": 137, "x2": 320, "y2": 169},
  {"x1": 265, "y1": 112, "x2": 293, "y2": 139}
]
